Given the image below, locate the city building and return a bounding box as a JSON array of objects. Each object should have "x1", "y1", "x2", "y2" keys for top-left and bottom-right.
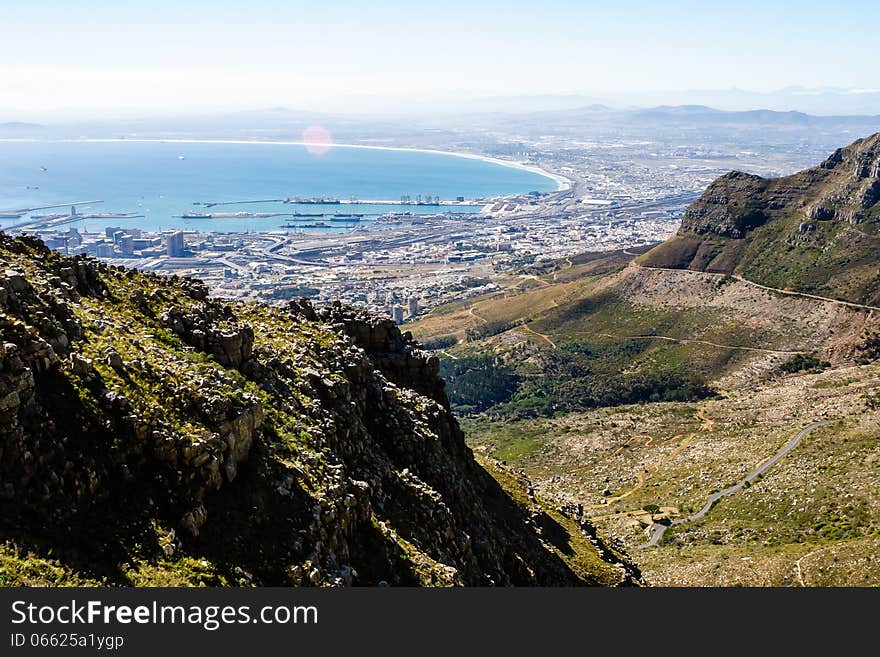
[
  {"x1": 95, "y1": 242, "x2": 115, "y2": 258},
  {"x1": 165, "y1": 231, "x2": 186, "y2": 257},
  {"x1": 118, "y1": 235, "x2": 135, "y2": 256}
]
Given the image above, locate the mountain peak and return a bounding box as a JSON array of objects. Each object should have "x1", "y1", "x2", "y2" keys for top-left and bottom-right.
[
  {"x1": 820, "y1": 131, "x2": 880, "y2": 174},
  {"x1": 640, "y1": 132, "x2": 880, "y2": 305}
]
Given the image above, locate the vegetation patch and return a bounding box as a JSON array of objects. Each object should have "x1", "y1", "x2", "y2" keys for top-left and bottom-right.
[{"x1": 779, "y1": 354, "x2": 831, "y2": 374}]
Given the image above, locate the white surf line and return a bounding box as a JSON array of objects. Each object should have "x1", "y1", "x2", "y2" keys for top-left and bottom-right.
[{"x1": 0, "y1": 137, "x2": 569, "y2": 192}]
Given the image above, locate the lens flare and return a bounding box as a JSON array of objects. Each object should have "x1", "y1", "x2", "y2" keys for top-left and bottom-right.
[{"x1": 302, "y1": 125, "x2": 333, "y2": 156}]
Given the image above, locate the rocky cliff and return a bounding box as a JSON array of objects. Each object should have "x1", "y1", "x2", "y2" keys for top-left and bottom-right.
[
  {"x1": 0, "y1": 234, "x2": 636, "y2": 586},
  {"x1": 640, "y1": 132, "x2": 880, "y2": 304}
]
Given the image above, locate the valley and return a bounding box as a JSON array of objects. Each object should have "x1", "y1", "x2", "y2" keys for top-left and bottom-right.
[{"x1": 409, "y1": 133, "x2": 880, "y2": 586}]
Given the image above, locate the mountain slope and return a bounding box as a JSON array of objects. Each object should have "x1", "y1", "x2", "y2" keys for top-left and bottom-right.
[
  {"x1": 0, "y1": 234, "x2": 637, "y2": 586},
  {"x1": 408, "y1": 134, "x2": 880, "y2": 586},
  {"x1": 640, "y1": 133, "x2": 880, "y2": 305}
]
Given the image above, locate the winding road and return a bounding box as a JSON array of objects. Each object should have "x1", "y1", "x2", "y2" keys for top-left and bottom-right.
[
  {"x1": 635, "y1": 265, "x2": 880, "y2": 313},
  {"x1": 636, "y1": 420, "x2": 831, "y2": 548}
]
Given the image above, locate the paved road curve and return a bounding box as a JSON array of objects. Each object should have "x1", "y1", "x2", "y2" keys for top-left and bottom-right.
[{"x1": 637, "y1": 420, "x2": 831, "y2": 548}]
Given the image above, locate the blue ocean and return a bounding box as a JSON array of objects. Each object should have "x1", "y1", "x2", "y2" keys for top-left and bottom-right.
[{"x1": 0, "y1": 140, "x2": 557, "y2": 233}]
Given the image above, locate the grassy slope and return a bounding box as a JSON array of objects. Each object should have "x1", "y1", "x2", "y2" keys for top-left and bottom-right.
[
  {"x1": 735, "y1": 214, "x2": 880, "y2": 304},
  {"x1": 638, "y1": 192, "x2": 880, "y2": 306},
  {"x1": 476, "y1": 457, "x2": 632, "y2": 586},
  {"x1": 464, "y1": 362, "x2": 880, "y2": 586},
  {"x1": 410, "y1": 250, "x2": 817, "y2": 408},
  {"x1": 411, "y1": 241, "x2": 880, "y2": 585},
  {"x1": 1, "y1": 238, "x2": 633, "y2": 587}
]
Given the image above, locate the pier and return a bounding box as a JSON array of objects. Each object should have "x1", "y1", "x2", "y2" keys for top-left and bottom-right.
[
  {"x1": 283, "y1": 197, "x2": 481, "y2": 207},
  {"x1": 196, "y1": 199, "x2": 285, "y2": 208},
  {"x1": 0, "y1": 200, "x2": 103, "y2": 214},
  {"x1": 175, "y1": 212, "x2": 381, "y2": 219},
  {"x1": 193, "y1": 196, "x2": 483, "y2": 207}
]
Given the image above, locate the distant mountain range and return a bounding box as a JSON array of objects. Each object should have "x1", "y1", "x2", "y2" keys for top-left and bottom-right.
[
  {"x1": 483, "y1": 87, "x2": 880, "y2": 117},
  {"x1": 517, "y1": 103, "x2": 880, "y2": 127},
  {"x1": 1, "y1": 101, "x2": 878, "y2": 142},
  {"x1": 607, "y1": 87, "x2": 880, "y2": 117}
]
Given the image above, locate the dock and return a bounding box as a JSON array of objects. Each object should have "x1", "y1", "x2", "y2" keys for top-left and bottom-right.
[
  {"x1": 175, "y1": 212, "x2": 381, "y2": 219},
  {"x1": 197, "y1": 199, "x2": 285, "y2": 208},
  {"x1": 285, "y1": 198, "x2": 481, "y2": 206},
  {"x1": 0, "y1": 200, "x2": 103, "y2": 214}
]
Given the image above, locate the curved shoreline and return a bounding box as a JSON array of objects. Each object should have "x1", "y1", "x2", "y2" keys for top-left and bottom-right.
[{"x1": 0, "y1": 137, "x2": 569, "y2": 192}]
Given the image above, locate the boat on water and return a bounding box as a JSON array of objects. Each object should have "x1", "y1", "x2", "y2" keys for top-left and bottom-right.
[
  {"x1": 0, "y1": 213, "x2": 23, "y2": 219},
  {"x1": 284, "y1": 197, "x2": 341, "y2": 204},
  {"x1": 330, "y1": 213, "x2": 363, "y2": 222},
  {"x1": 292, "y1": 212, "x2": 323, "y2": 217},
  {"x1": 179, "y1": 212, "x2": 212, "y2": 219}
]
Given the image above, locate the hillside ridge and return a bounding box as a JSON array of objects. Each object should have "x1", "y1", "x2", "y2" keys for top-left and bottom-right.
[
  {"x1": 639, "y1": 132, "x2": 880, "y2": 304},
  {"x1": 0, "y1": 233, "x2": 635, "y2": 586}
]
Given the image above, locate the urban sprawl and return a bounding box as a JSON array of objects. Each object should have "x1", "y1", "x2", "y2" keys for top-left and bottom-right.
[{"x1": 11, "y1": 134, "x2": 829, "y2": 325}]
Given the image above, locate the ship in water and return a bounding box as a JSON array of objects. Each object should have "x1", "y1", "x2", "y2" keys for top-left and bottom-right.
[
  {"x1": 280, "y1": 220, "x2": 328, "y2": 228},
  {"x1": 330, "y1": 213, "x2": 363, "y2": 222},
  {"x1": 180, "y1": 212, "x2": 212, "y2": 219},
  {"x1": 284, "y1": 196, "x2": 340, "y2": 204}
]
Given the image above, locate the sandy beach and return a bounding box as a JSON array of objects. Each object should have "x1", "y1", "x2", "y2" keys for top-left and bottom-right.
[{"x1": 2, "y1": 137, "x2": 570, "y2": 192}]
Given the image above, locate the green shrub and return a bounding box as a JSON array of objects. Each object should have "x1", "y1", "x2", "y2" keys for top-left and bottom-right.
[
  {"x1": 779, "y1": 354, "x2": 831, "y2": 374},
  {"x1": 422, "y1": 335, "x2": 457, "y2": 350}
]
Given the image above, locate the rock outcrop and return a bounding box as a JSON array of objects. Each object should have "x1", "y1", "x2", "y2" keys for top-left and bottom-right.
[
  {"x1": 0, "y1": 234, "x2": 633, "y2": 586},
  {"x1": 640, "y1": 132, "x2": 880, "y2": 305}
]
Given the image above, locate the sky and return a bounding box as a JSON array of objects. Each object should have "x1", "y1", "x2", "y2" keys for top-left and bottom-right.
[{"x1": 2, "y1": 0, "x2": 878, "y2": 118}]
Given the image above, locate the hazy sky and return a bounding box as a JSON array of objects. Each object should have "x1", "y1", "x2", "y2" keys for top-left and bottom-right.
[{"x1": 3, "y1": 0, "x2": 878, "y2": 118}]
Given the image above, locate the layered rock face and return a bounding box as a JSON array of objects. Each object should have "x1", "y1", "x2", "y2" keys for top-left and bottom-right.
[
  {"x1": 678, "y1": 132, "x2": 880, "y2": 238},
  {"x1": 0, "y1": 235, "x2": 629, "y2": 586},
  {"x1": 640, "y1": 132, "x2": 880, "y2": 305}
]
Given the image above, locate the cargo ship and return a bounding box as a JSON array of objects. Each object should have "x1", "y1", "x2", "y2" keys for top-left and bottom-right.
[
  {"x1": 280, "y1": 221, "x2": 328, "y2": 228},
  {"x1": 330, "y1": 213, "x2": 363, "y2": 222}
]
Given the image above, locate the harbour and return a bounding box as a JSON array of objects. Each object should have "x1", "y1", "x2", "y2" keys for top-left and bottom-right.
[{"x1": 0, "y1": 139, "x2": 551, "y2": 233}]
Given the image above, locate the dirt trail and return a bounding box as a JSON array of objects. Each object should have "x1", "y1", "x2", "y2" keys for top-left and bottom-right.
[
  {"x1": 522, "y1": 324, "x2": 557, "y2": 348},
  {"x1": 796, "y1": 544, "x2": 836, "y2": 587},
  {"x1": 517, "y1": 274, "x2": 551, "y2": 288},
  {"x1": 613, "y1": 433, "x2": 653, "y2": 456},
  {"x1": 585, "y1": 401, "x2": 716, "y2": 516},
  {"x1": 468, "y1": 306, "x2": 487, "y2": 324},
  {"x1": 635, "y1": 264, "x2": 880, "y2": 313},
  {"x1": 597, "y1": 332, "x2": 807, "y2": 356}
]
